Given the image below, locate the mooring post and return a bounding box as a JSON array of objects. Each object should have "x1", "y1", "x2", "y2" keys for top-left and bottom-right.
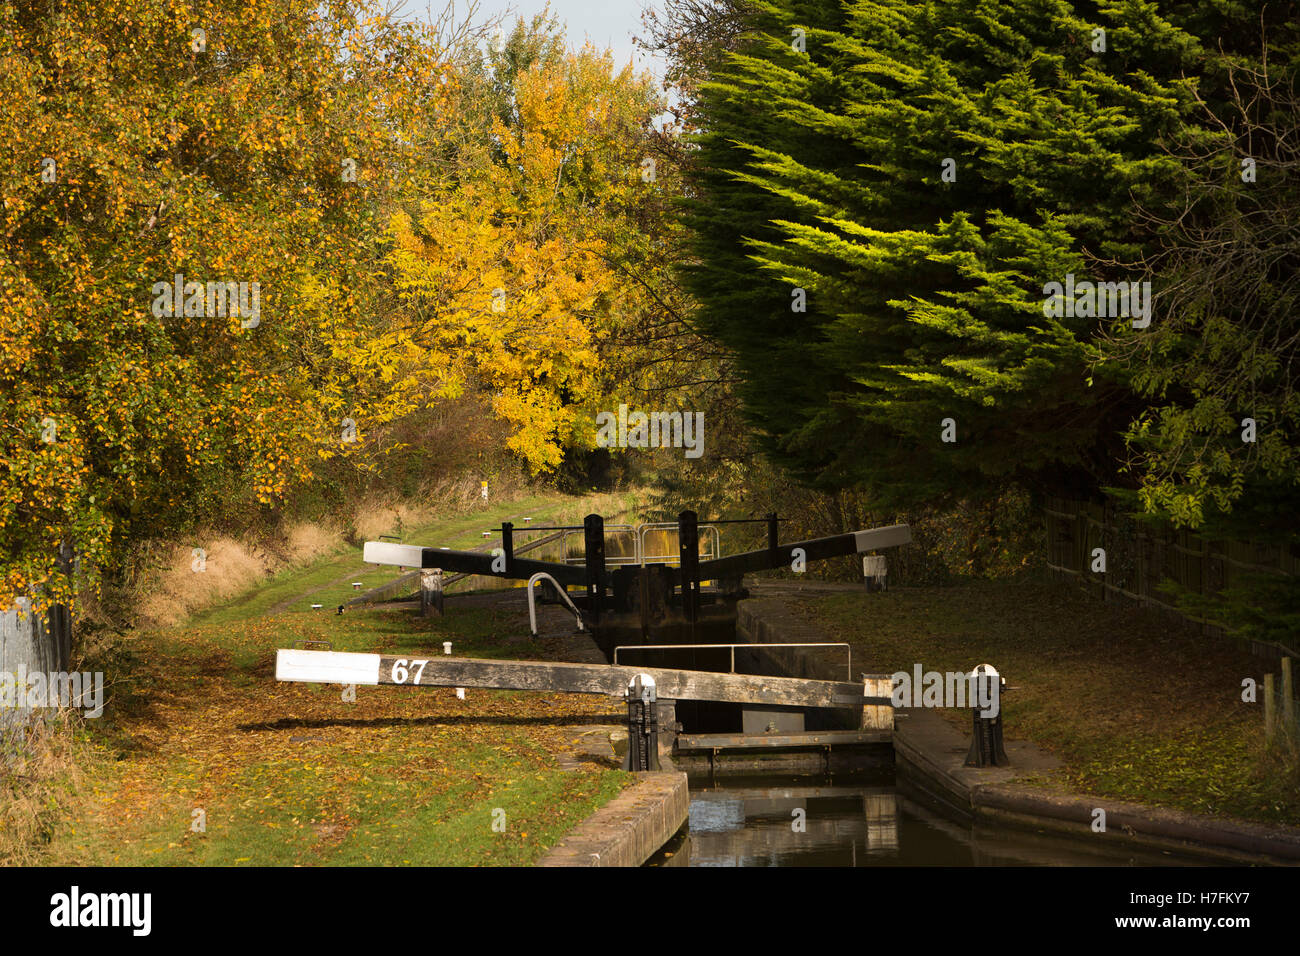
[
  {"x1": 584, "y1": 513, "x2": 606, "y2": 626},
  {"x1": 862, "y1": 555, "x2": 887, "y2": 593},
  {"x1": 678, "y1": 509, "x2": 699, "y2": 624},
  {"x1": 625, "y1": 673, "x2": 660, "y2": 771},
  {"x1": 766, "y1": 512, "x2": 779, "y2": 564},
  {"x1": 420, "y1": 568, "x2": 444, "y2": 617},
  {"x1": 965, "y1": 664, "x2": 1009, "y2": 767}
]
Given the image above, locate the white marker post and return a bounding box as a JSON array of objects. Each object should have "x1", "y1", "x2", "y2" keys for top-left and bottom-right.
[
  {"x1": 862, "y1": 555, "x2": 887, "y2": 593},
  {"x1": 444, "y1": 642, "x2": 464, "y2": 699}
]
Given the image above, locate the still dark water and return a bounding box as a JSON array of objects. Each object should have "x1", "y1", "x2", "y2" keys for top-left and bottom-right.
[{"x1": 650, "y1": 771, "x2": 1209, "y2": 867}]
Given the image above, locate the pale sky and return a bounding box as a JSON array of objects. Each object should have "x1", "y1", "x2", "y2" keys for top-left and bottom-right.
[
  {"x1": 492, "y1": 0, "x2": 661, "y2": 75},
  {"x1": 413, "y1": 0, "x2": 669, "y2": 81}
]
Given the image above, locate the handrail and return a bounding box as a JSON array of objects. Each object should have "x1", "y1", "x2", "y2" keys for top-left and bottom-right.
[{"x1": 527, "y1": 572, "x2": 584, "y2": 637}]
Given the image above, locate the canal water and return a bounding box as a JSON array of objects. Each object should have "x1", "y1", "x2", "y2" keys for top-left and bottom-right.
[{"x1": 650, "y1": 770, "x2": 1210, "y2": 867}]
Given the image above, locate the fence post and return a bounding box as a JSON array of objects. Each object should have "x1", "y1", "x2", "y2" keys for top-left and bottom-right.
[
  {"x1": 678, "y1": 510, "x2": 699, "y2": 625},
  {"x1": 1265, "y1": 672, "x2": 1276, "y2": 744},
  {"x1": 501, "y1": 521, "x2": 514, "y2": 577},
  {"x1": 584, "y1": 513, "x2": 606, "y2": 626},
  {"x1": 54, "y1": 540, "x2": 74, "y2": 670},
  {"x1": 1283, "y1": 658, "x2": 1295, "y2": 739}
]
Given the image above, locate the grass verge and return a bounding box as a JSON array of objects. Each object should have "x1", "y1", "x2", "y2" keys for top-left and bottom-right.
[
  {"x1": 797, "y1": 573, "x2": 1298, "y2": 825},
  {"x1": 17, "y1": 493, "x2": 637, "y2": 866}
]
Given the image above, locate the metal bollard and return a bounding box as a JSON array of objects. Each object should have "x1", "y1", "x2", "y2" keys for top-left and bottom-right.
[
  {"x1": 625, "y1": 674, "x2": 660, "y2": 772},
  {"x1": 965, "y1": 664, "x2": 1009, "y2": 767}
]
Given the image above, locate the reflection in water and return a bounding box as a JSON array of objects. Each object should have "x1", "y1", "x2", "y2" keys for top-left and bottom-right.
[{"x1": 671, "y1": 772, "x2": 1207, "y2": 867}]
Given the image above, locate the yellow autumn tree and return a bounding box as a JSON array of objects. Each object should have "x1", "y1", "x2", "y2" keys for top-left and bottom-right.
[
  {"x1": 383, "y1": 16, "x2": 665, "y2": 472},
  {"x1": 0, "y1": 0, "x2": 462, "y2": 607}
]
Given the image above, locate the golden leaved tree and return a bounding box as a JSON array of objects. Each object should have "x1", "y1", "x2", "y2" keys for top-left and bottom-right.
[
  {"x1": 383, "y1": 21, "x2": 665, "y2": 472},
  {"x1": 0, "y1": 0, "x2": 460, "y2": 608}
]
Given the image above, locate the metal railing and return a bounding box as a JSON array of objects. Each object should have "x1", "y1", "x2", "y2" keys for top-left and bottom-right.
[
  {"x1": 562, "y1": 524, "x2": 641, "y2": 566},
  {"x1": 613, "y1": 642, "x2": 852, "y2": 681},
  {"x1": 558, "y1": 522, "x2": 723, "y2": 568},
  {"x1": 637, "y1": 522, "x2": 720, "y2": 565}
]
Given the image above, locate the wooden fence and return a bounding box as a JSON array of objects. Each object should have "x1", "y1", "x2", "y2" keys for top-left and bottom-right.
[
  {"x1": 0, "y1": 596, "x2": 72, "y2": 738},
  {"x1": 1042, "y1": 494, "x2": 1298, "y2": 660}
]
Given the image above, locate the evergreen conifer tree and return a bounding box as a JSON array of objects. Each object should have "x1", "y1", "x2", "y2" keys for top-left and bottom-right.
[{"x1": 682, "y1": 0, "x2": 1203, "y2": 506}]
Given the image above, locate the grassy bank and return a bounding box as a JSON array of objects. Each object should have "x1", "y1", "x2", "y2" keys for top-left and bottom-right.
[
  {"x1": 798, "y1": 574, "x2": 1297, "y2": 826},
  {"x1": 14, "y1": 492, "x2": 638, "y2": 866},
  {"x1": 189, "y1": 489, "x2": 634, "y2": 626}
]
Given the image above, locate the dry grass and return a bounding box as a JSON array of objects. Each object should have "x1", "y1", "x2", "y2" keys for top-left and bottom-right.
[
  {"x1": 130, "y1": 473, "x2": 553, "y2": 629},
  {"x1": 137, "y1": 524, "x2": 344, "y2": 627},
  {"x1": 0, "y1": 714, "x2": 89, "y2": 865},
  {"x1": 350, "y1": 474, "x2": 525, "y2": 541}
]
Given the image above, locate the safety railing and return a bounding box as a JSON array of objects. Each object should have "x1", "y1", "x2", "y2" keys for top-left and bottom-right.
[
  {"x1": 557, "y1": 522, "x2": 724, "y2": 568},
  {"x1": 637, "y1": 522, "x2": 721, "y2": 566},
  {"x1": 527, "y1": 572, "x2": 585, "y2": 636},
  {"x1": 561, "y1": 524, "x2": 640, "y2": 566}
]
